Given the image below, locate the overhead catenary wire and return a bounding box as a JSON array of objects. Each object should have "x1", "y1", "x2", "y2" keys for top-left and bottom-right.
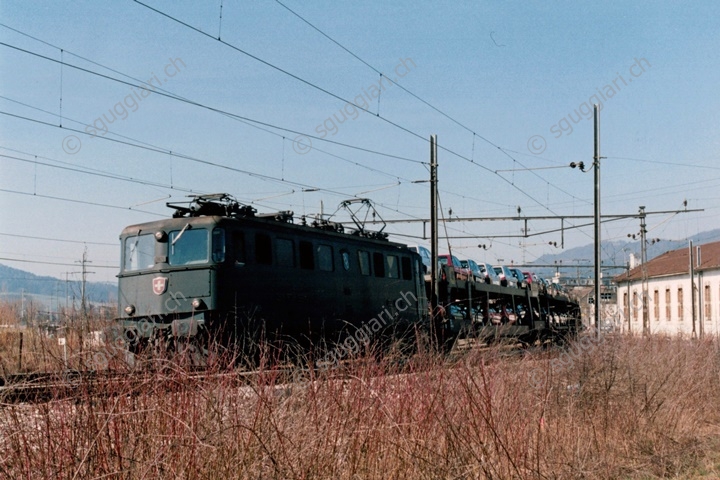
[
  {"x1": 126, "y1": 3, "x2": 586, "y2": 215},
  {"x1": 0, "y1": 232, "x2": 116, "y2": 246},
  {"x1": 0, "y1": 41, "x2": 425, "y2": 166},
  {"x1": 0, "y1": 257, "x2": 118, "y2": 269},
  {"x1": 0, "y1": 109, "x2": 484, "y2": 240},
  {"x1": 1, "y1": 15, "x2": 612, "y2": 256},
  {"x1": 269, "y1": 1, "x2": 590, "y2": 208},
  {"x1": 1, "y1": 92, "x2": 497, "y2": 209},
  {"x1": 0, "y1": 188, "x2": 163, "y2": 216},
  {"x1": 1, "y1": 26, "x2": 581, "y2": 216},
  {"x1": 0, "y1": 94, "x2": 415, "y2": 187}
]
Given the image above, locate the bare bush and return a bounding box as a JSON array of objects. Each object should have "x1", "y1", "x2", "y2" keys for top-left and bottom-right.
[{"x1": 1, "y1": 335, "x2": 720, "y2": 478}]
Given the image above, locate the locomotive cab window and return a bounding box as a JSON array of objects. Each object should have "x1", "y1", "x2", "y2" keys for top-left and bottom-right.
[
  {"x1": 233, "y1": 231, "x2": 246, "y2": 264},
  {"x1": 341, "y1": 250, "x2": 351, "y2": 271},
  {"x1": 276, "y1": 238, "x2": 295, "y2": 267},
  {"x1": 401, "y1": 257, "x2": 412, "y2": 280},
  {"x1": 318, "y1": 244, "x2": 333, "y2": 272},
  {"x1": 373, "y1": 252, "x2": 385, "y2": 278},
  {"x1": 358, "y1": 250, "x2": 371, "y2": 276},
  {"x1": 299, "y1": 241, "x2": 314, "y2": 270},
  {"x1": 386, "y1": 255, "x2": 399, "y2": 278},
  {"x1": 212, "y1": 228, "x2": 225, "y2": 263},
  {"x1": 169, "y1": 228, "x2": 209, "y2": 266},
  {"x1": 124, "y1": 233, "x2": 155, "y2": 271},
  {"x1": 255, "y1": 233, "x2": 272, "y2": 265}
]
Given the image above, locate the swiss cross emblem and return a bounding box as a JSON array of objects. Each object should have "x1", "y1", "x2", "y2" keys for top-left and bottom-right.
[{"x1": 152, "y1": 277, "x2": 168, "y2": 295}]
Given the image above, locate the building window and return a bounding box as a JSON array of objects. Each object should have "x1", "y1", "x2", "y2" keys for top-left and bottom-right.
[
  {"x1": 677, "y1": 287, "x2": 683, "y2": 320},
  {"x1": 665, "y1": 288, "x2": 671, "y2": 321},
  {"x1": 705, "y1": 284, "x2": 712, "y2": 321},
  {"x1": 632, "y1": 291, "x2": 638, "y2": 322},
  {"x1": 653, "y1": 289, "x2": 659, "y2": 321},
  {"x1": 623, "y1": 292, "x2": 628, "y2": 321}
]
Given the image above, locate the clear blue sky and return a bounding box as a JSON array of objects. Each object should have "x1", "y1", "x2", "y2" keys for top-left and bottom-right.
[{"x1": 1, "y1": 0, "x2": 719, "y2": 282}]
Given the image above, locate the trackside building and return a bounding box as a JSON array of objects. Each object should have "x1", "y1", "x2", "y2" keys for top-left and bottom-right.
[{"x1": 614, "y1": 240, "x2": 720, "y2": 337}]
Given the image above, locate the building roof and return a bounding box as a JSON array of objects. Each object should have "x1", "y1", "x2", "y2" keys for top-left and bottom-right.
[{"x1": 614, "y1": 240, "x2": 720, "y2": 283}]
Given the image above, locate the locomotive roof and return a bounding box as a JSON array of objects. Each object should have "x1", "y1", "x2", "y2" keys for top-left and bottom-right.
[{"x1": 119, "y1": 194, "x2": 409, "y2": 249}]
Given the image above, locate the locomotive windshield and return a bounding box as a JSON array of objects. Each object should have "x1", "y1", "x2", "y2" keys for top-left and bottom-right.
[
  {"x1": 169, "y1": 227, "x2": 209, "y2": 265},
  {"x1": 124, "y1": 233, "x2": 155, "y2": 271}
]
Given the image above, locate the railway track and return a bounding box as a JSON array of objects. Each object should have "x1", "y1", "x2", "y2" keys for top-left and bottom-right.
[
  {"x1": 0, "y1": 338, "x2": 565, "y2": 405},
  {"x1": 0, "y1": 365, "x2": 304, "y2": 404}
]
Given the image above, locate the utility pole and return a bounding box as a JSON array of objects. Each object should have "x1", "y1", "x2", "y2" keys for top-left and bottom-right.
[
  {"x1": 75, "y1": 247, "x2": 95, "y2": 334},
  {"x1": 429, "y1": 134, "x2": 442, "y2": 349},
  {"x1": 65, "y1": 270, "x2": 82, "y2": 320},
  {"x1": 430, "y1": 134, "x2": 438, "y2": 313},
  {"x1": 65, "y1": 272, "x2": 69, "y2": 314},
  {"x1": 697, "y1": 245, "x2": 703, "y2": 338},
  {"x1": 593, "y1": 104, "x2": 601, "y2": 336},
  {"x1": 626, "y1": 277, "x2": 632, "y2": 334},
  {"x1": 76, "y1": 247, "x2": 94, "y2": 317},
  {"x1": 690, "y1": 240, "x2": 696, "y2": 338},
  {"x1": 640, "y1": 206, "x2": 649, "y2": 335}
]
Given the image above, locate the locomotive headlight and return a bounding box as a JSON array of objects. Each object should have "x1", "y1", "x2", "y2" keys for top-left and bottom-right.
[
  {"x1": 124, "y1": 304, "x2": 136, "y2": 316},
  {"x1": 154, "y1": 230, "x2": 166, "y2": 241},
  {"x1": 191, "y1": 298, "x2": 203, "y2": 309}
]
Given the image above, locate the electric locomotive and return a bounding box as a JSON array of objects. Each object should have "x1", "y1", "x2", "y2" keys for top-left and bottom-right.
[{"x1": 115, "y1": 194, "x2": 428, "y2": 357}]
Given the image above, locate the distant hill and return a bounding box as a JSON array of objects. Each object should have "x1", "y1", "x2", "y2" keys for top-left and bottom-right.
[
  {"x1": 528, "y1": 228, "x2": 720, "y2": 283},
  {"x1": 0, "y1": 264, "x2": 116, "y2": 311}
]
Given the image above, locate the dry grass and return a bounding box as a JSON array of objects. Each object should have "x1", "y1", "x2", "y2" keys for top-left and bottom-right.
[
  {"x1": 0, "y1": 320, "x2": 113, "y2": 375},
  {"x1": 2, "y1": 328, "x2": 720, "y2": 479}
]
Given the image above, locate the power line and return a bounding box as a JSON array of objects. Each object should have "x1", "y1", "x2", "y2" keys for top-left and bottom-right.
[
  {"x1": 0, "y1": 41, "x2": 424, "y2": 166},
  {"x1": 0, "y1": 188, "x2": 163, "y2": 216},
  {"x1": 0, "y1": 112, "x2": 454, "y2": 232},
  {"x1": 0, "y1": 152, "x2": 202, "y2": 194},
  {"x1": 0, "y1": 29, "x2": 566, "y2": 218},
  {"x1": 606, "y1": 156, "x2": 720, "y2": 170},
  {"x1": 132, "y1": 1, "x2": 433, "y2": 149},
  {"x1": 0, "y1": 94, "x2": 424, "y2": 202},
  {"x1": 1, "y1": 18, "x2": 601, "y2": 251},
  {"x1": 0, "y1": 24, "x2": 428, "y2": 182},
  {"x1": 1, "y1": 94, "x2": 498, "y2": 210},
  {"x1": 0, "y1": 25, "x2": 547, "y2": 214},
  {"x1": 269, "y1": 1, "x2": 589, "y2": 210},
  {"x1": 0, "y1": 232, "x2": 116, "y2": 246},
  {"x1": 0, "y1": 110, "x2": 372, "y2": 199},
  {"x1": 129, "y1": 1, "x2": 584, "y2": 217},
  {"x1": 272, "y1": 0, "x2": 489, "y2": 141},
  {"x1": 0, "y1": 257, "x2": 118, "y2": 269}
]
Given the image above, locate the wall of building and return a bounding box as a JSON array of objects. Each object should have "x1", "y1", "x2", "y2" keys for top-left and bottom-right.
[{"x1": 615, "y1": 270, "x2": 720, "y2": 336}]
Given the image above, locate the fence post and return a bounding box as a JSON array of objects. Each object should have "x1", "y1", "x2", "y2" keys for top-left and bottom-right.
[{"x1": 18, "y1": 331, "x2": 23, "y2": 372}]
